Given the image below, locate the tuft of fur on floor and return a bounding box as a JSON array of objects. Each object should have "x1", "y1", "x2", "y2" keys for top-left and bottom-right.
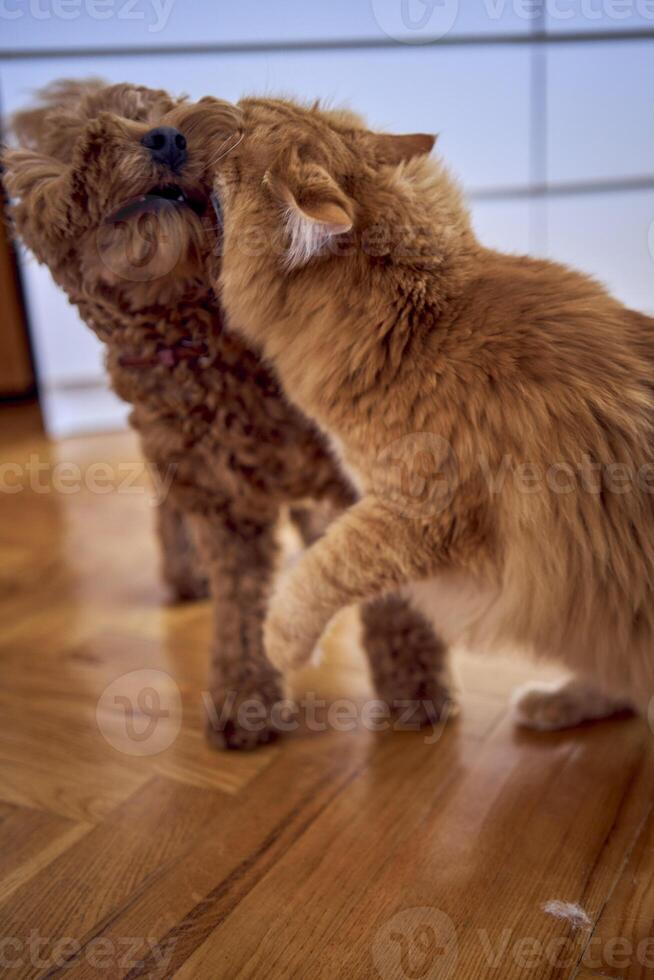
[{"x1": 542, "y1": 901, "x2": 592, "y2": 931}]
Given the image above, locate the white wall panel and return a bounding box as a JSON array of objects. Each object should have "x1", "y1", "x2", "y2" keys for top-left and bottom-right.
[
  {"x1": 546, "y1": 41, "x2": 654, "y2": 183},
  {"x1": 470, "y1": 197, "x2": 535, "y2": 253},
  {"x1": 0, "y1": 0, "x2": 532, "y2": 54},
  {"x1": 544, "y1": 0, "x2": 654, "y2": 33},
  {"x1": 545, "y1": 189, "x2": 654, "y2": 312},
  {"x1": 18, "y1": 250, "x2": 105, "y2": 387}
]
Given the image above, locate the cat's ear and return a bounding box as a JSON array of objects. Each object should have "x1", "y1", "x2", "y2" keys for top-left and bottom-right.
[
  {"x1": 263, "y1": 162, "x2": 354, "y2": 270},
  {"x1": 369, "y1": 132, "x2": 437, "y2": 166}
]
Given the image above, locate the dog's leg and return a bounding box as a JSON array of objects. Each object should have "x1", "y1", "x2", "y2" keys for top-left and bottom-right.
[
  {"x1": 264, "y1": 495, "x2": 476, "y2": 673},
  {"x1": 512, "y1": 677, "x2": 634, "y2": 731},
  {"x1": 189, "y1": 508, "x2": 283, "y2": 750},
  {"x1": 156, "y1": 495, "x2": 210, "y2": 601},
  {"x1": 361, "y1": 595, "x2": 455, "y2": 728}
]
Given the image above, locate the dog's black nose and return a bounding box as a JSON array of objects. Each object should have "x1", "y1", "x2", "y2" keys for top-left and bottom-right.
[{"x1": 141, "y1": 126, "x2": 187, "y2": 172}]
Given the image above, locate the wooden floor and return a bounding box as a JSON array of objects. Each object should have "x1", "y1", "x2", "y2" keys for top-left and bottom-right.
[{"x1": 1, "y1": 405, "x2": 653, "y2": 980}]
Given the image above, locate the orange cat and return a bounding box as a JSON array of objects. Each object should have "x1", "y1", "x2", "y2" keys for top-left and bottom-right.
[{"x1": 208, "y1": 96, "x2": 654, "y2": 730}]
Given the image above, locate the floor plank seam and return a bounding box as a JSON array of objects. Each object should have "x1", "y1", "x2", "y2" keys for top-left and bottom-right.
[{"x1": 123, "y1": 759, "x2": 368, "y2": 978}]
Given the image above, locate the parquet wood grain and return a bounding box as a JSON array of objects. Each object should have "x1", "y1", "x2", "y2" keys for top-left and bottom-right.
[{"x1": 0, "y1": 405, "x2": 652, "y2": 979}]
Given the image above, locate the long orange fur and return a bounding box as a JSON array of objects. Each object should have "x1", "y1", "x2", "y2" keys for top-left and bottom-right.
[{"x1": 206, "y1": 95, "x2": 654, "y2": 730}]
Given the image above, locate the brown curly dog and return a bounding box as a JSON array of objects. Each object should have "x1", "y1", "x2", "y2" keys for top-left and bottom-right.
[{"x1": 3, "y1": 80, "x2": 452, "y2": 748}]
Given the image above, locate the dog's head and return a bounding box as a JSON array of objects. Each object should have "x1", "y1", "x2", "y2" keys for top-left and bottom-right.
[{"x1": 4, "y1": 79, "x2": 241, "y2": 307}]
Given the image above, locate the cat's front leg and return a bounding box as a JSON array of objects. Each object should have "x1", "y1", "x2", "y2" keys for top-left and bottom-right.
[{"x1": 264, "y1": 495, "x2": 468, "y2": 673}]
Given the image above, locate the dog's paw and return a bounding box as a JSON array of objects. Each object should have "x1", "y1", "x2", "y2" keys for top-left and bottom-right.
[
  {"x1": 205, "y1": 691, "x2": 280, "y2": 751},
  {"x1": 512, "y1": 680, "x2": 631, "y2": 731}
]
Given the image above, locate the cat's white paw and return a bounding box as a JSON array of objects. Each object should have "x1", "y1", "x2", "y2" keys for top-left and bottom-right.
[{"x1": 512, "y1": 680, "x2": 631, "y2": 731}]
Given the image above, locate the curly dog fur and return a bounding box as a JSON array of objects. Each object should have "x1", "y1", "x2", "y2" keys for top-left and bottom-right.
[{"x1": 3, "y1": 80, "x2": 452, "y2": 748}]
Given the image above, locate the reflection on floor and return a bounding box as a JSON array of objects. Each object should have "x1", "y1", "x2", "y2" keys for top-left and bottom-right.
[{"x1": 0, "y1": 406, "x2": 652, "y2": 979}]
